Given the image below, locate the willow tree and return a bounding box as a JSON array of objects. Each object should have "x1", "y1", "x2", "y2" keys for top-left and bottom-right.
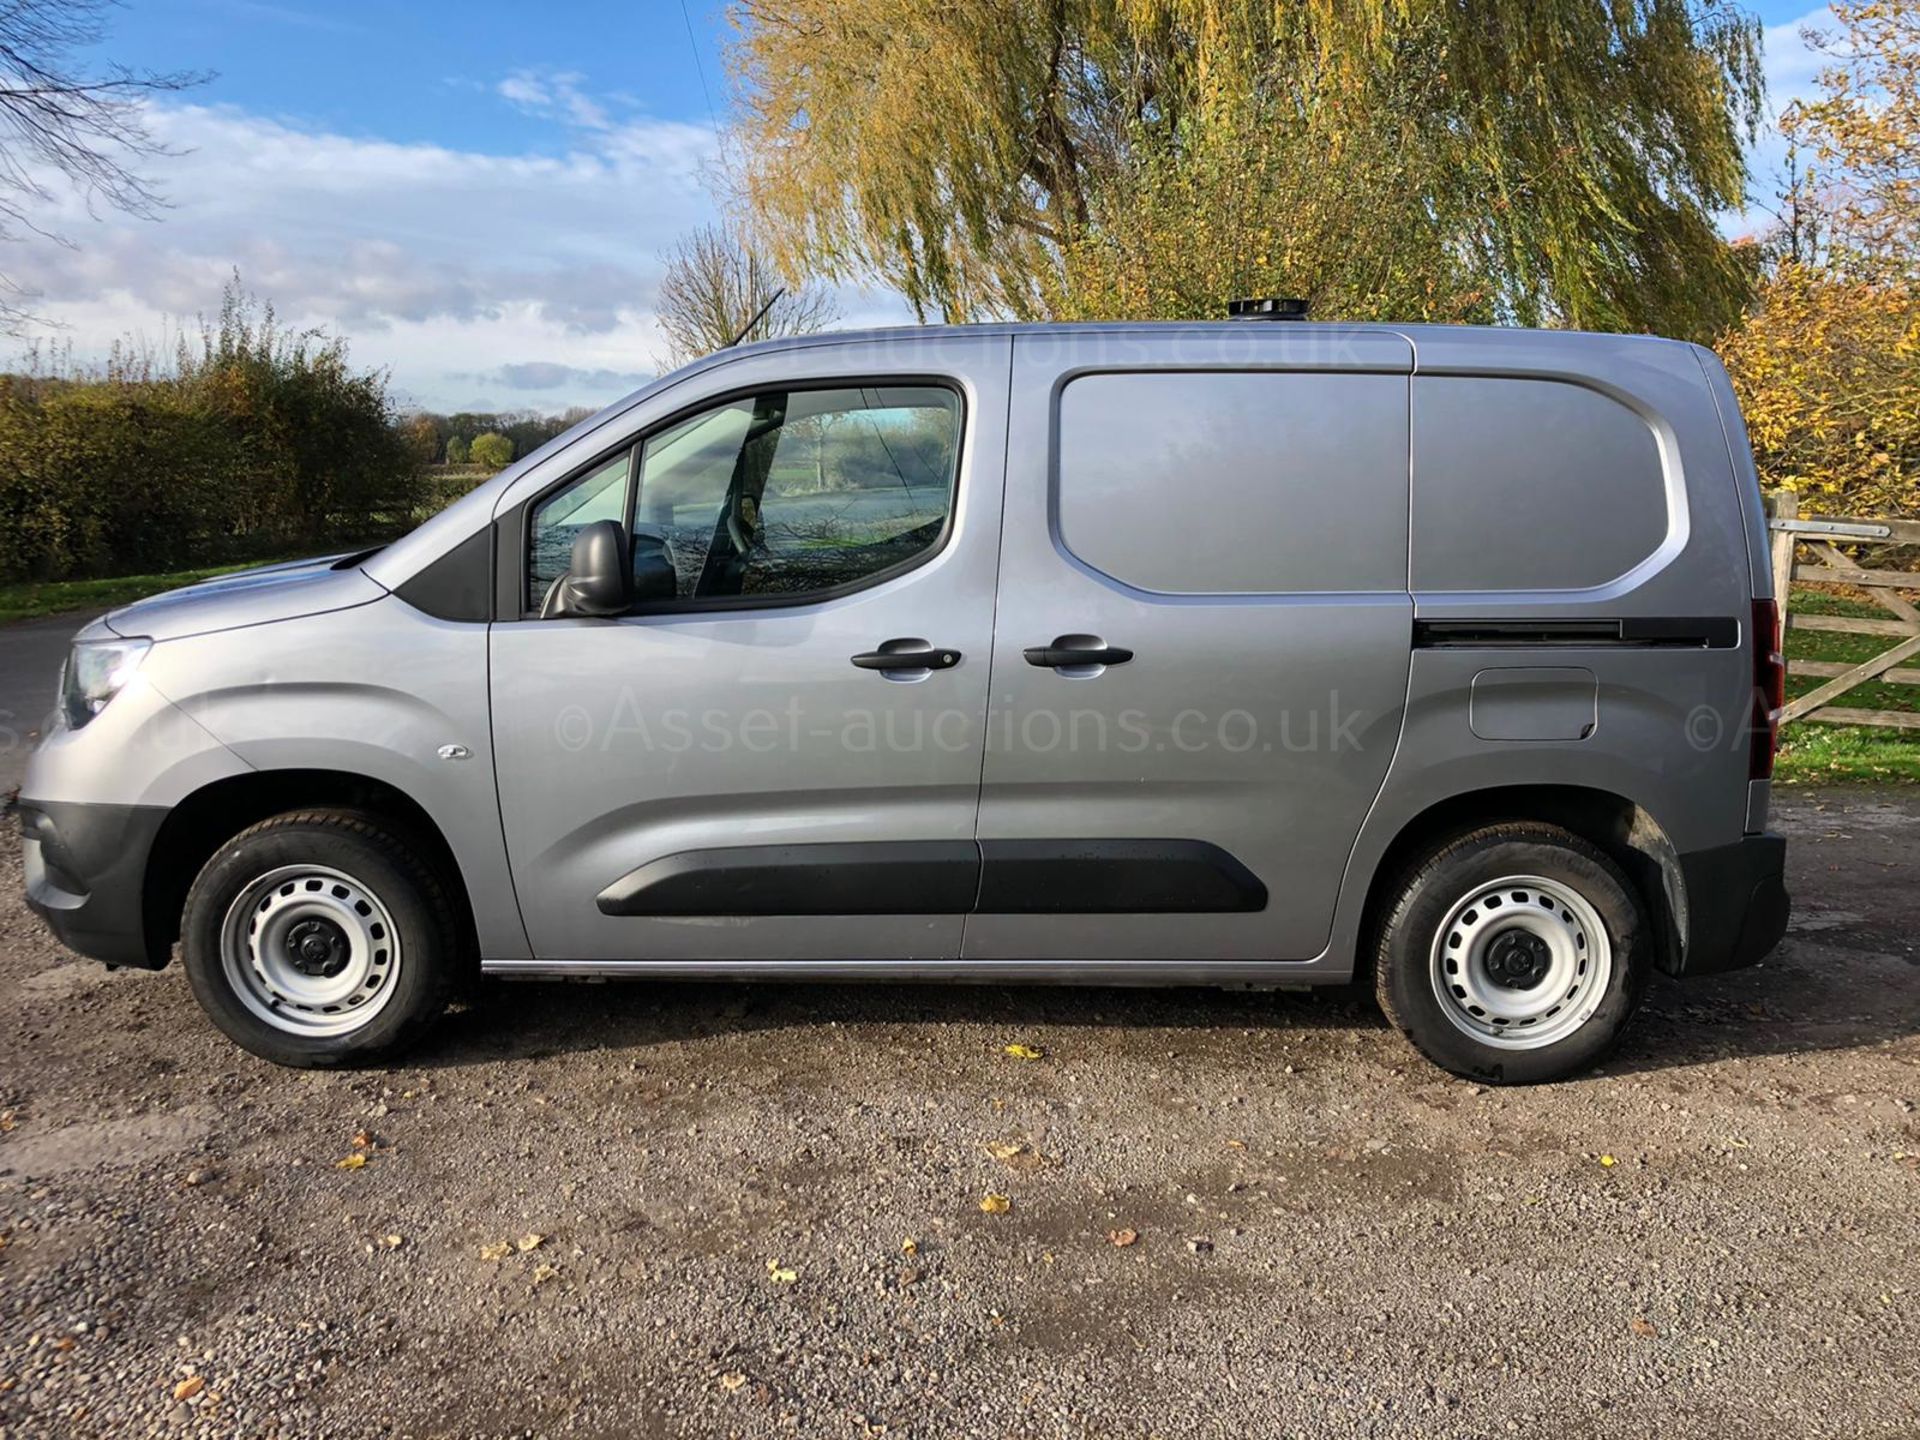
[{"x1": 727, "y1": 0, "x2": 1763, "y2": 337}]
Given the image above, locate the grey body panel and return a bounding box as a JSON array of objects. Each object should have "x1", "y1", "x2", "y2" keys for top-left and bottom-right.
[
  {"x1": 104, "y1": 554, "x2": 388, "y2": 642},
  {"x1": 144, "y1": 598, "x2": 532, "y2": 961},
  {"x1": 486, "y1": 333, "x2": 1012, "y2": 962},
  {"x1": 965, "y1": 329, "x2": 1415, "y2": 961}
]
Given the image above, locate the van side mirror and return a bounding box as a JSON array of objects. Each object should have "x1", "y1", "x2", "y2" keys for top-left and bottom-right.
[{"x1": 540, "y1": 520, "x2": 632, "y2": 619}]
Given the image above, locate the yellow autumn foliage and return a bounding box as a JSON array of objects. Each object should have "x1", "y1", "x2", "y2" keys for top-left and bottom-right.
[{"x1": 1718, "y1": 262, "x2": 1920, "y2": 514}]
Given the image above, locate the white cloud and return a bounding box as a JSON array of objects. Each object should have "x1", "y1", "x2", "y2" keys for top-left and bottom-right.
[
  {"x1": 496, "y1": 69, "x2": 614, "y2": 132},
  {"x1": 3, "y1": 92, "x2": 726, "y2": 411}
]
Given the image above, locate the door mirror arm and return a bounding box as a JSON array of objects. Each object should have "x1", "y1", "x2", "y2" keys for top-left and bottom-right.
[{"x1": 539, "y1": 520, "x2": 633, "y2": 619}]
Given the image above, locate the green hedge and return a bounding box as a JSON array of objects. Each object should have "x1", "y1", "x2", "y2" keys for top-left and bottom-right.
[{"x1": 0, "y1": 294, "x2": 424, "y2": 582}]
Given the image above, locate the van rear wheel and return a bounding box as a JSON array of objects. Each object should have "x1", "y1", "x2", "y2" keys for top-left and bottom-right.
[
  {"x1": 1372, "y1": 823, "x2": 1649, "y2": 1085},
  {"x1": 181, "y1": 810, "x2": 459, "y2": 1067}
]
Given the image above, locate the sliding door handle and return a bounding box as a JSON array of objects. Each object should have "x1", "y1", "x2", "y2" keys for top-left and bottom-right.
[{"x1": 1024, "y1": 642, "x2": 1134, "y2": 669}]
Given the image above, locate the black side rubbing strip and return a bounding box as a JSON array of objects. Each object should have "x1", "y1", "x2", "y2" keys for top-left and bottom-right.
[
  {"x1": 597, "y1": 842, "x2": 980, "y2": 916},
  {"x1": 1413, "y1": 617, "x2": 1738, "y2": 650},
  {"x1": 976, "y1": 839, "x2": 1267, "y2": 914},
  {"x1": 596, "y1": 839, "x2": 1269, "y2": 916}
]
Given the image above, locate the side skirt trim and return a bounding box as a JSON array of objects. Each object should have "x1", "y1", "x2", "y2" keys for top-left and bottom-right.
[{"x1": 481, "y1": 957, "x2": 1338, "y2": 984}]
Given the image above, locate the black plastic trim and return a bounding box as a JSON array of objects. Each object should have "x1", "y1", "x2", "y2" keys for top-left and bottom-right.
[
  {"x1": 977, "y1": 839, "x2": 1267, "y2": 913},
  {"x1": 597, "y1": 838, "x2": 1268, "y2": 917},
  {"x1": 1413, "y1": 617, "x2": 1740, "y2": 650},
  {"x1": 394, "y1": 525, "x2": 494, "y2": 622},
  {"x1": 17, "y1": 799, "x2": 171, "y2": 969},
  {"x1": 598, "y1": 841, "x2": 980, "y2": 917},
  {"x1": 1667, "y1": 833, "x2": 1790, "y2": 977}
]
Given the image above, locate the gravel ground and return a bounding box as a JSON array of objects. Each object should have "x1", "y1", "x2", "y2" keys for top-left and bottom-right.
[{"x1": 1, "y1": 787, "x2": 1917, "y2": 1440}]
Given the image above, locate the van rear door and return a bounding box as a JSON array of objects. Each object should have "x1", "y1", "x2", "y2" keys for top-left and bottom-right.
[{"x1": 963, "y1": 327, "x2": 1415, "y2": 964}]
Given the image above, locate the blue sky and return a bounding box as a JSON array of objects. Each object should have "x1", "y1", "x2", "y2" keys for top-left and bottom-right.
[{"x1": 0, "y1": 0, "x2": 1848, "y2": 412}]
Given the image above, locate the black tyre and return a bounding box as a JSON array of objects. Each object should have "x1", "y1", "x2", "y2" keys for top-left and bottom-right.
[
  {"x1": 181, "y1": 809, "x2": 461, "y2": 1067},
  {"x1": 1372, "y1": 822, "x2": 1650, "y2": 1085}
]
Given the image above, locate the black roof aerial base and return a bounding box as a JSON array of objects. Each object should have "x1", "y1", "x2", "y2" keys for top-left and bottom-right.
[{"x1": 1226, "y1": 296, "x2": 1310, "y2": 321}]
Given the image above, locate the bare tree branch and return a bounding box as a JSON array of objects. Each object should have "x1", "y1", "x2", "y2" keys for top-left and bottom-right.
[
  {"x1": 0, "y1": 0, "x2": 208, "y2": 330},
  {"x1": 654, "y1": 222, "x2": 839, "y2": 369}
]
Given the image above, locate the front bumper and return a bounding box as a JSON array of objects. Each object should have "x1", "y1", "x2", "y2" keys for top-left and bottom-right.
[
  {"x1": 1672, "y1": 832, "x2": 1790, "y2": 977},
  {"x1": 18, "y1": 799, "x2": 170, "y2": 969}
]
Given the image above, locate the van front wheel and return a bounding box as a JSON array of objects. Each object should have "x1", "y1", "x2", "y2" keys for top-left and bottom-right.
[
  {"x1": 181, "y1": 810, "x2": 459, "y2": 1067},
  {"x1": 1372, "y1": 823, "x2": 1649, "y2": 1085}
]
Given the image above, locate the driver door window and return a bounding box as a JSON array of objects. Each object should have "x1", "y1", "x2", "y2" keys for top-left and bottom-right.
[{"x1": 526, "y1": 385, "x2": 961, "y2": 613}]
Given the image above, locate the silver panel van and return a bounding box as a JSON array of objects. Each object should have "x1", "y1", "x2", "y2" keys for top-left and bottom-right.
[{"x1": 18, "y1": 320, "x2": 1790, "y2": 1083}]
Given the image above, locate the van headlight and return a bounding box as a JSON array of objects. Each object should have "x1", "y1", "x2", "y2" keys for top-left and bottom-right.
[{"x1": 59, "y1": 637, "x2": 151, "y2": 729}]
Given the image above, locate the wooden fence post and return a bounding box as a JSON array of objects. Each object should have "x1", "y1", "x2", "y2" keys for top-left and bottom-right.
[{"x1": 1769, "y1": 488, "x2": 1798, "y2": 623}]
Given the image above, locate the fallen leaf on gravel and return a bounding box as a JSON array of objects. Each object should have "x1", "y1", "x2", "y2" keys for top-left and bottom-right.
[
  {"x1": 901, "y1": 1238, "x2": 918, "y2": 1256},
  {"x1": 767, "y1": 1260, "x2": 798, "y2": 1283},
  {"x1": 1630, "y1": 1317, "x2": 1658, "y2": 1338},
  {"x1": 719, "y1": 1372, "x2": 747, "y2": 1392},
  {"x1": 516, "y1": 1233, "x2": 545, "y2": 1252},
  {"x1": 379, "y1": 1234, "x2": 403, "y2": 1249},
  {"x1": 1598, "y1": 1154, "x2": 1617, "y2": 1168},
  {"x1": 172, "y1": 1376, "x2": 204, "y2": 1401},
  {"x1": 979, "y1": 1193, "x2": 1011, "y2": 1214},
  {"x1": 335, "y1": 1153, "x2": 368, "y2": 1171},
  {"x1": 1225, "y1": 1139, "x2": 1247, "y2": 1150},
  {"x1": 1107, "y1": 1229, "x2": 1139, "y2": 1248},
  {"x1": 531, "y1": 1263, "x2": 558, "y2": 1286},
  {"x1": 50, "y1": 1337, "x2": 75, "y2": 1352},
  {"x1": 1002, "y1": 1043, "x2": 1045, "y2": 1061},
  {"x1": 0, "y1": 1233, "x2": 9, "y2": 1252},
  {"x1": 479, "y1": 1241, "x2": 513, "y2": 1261},
  {"x1": 0, "y1": 1110, "x2": 17, "y2": 1132},
  {"x1": 351, "y1": 1131, "x2": 375, "y2": 1150}
]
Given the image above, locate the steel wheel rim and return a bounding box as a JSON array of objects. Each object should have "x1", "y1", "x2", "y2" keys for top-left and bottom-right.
[
  {"x1": 219, "y1": 864, "x2": 402, "y2": 1038},
  {"x1": 1428, "y1": 874, "x2": 1613, "y2": 1050}
]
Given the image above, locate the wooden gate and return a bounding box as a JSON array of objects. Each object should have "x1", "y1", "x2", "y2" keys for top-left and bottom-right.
[{"x1": 1768, "y1": 490, "x2": 1920, "y2": 730}]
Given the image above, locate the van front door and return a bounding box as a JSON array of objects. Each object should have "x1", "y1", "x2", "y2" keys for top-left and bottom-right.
[
  {"x1": 489, "y1": 337, "x2": 1010, "y2": 964},
  {"x1": 963, "y1": 329, "x2": 1414, "y2": 965}
]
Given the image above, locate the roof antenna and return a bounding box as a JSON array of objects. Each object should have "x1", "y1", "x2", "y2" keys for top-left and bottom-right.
[
  {"x1": 1227, "y1": 296, "x2": 1310, "y2": 321},
  {"x1": 727, "y1": 287, "x2": 786, "y2": 348}
]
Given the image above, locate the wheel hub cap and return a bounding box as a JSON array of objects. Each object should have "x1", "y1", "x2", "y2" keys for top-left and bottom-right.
[
  {"x1": 1484, "y1": 929, "x2": 1552, "y2": 990},
  {"x1": 285, "y1": 918, "x2": 350, "y2": 977}
]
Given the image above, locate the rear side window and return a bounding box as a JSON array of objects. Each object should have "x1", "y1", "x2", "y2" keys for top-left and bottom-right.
[
  {"x1": 1412, "y1": 377, "x2": 1669, "y2": 592},
  {"x1": 1054, "y1": 371, "x2": 1408, "y2": 594}
]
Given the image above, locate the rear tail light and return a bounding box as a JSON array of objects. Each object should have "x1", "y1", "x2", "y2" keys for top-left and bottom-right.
[{"x1": 1750, "y1": 598, "x2": 1784, "y2": 779}]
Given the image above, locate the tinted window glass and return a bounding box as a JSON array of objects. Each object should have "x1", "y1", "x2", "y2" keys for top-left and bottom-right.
[
  {"x1": 1055, "y1": 371, "x2": 1408, "y2": 594},
  {"x1": 634, "y1": 385, "x2": 960, "y2": 603},
  {"x1": 526, "y1": 448, "x2": 632, "y2": 609},
  {"x1": 1411, "y1": 377, "x2": 1669, "y2": 592}
]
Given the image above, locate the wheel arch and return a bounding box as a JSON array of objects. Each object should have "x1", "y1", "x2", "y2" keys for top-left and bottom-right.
[
  {"x1": 1354, "y1": 784, "x2": 1686, "y2": 980},
  {"x1": 142, "y1": 769, "x2": 481, "y2": 970}
]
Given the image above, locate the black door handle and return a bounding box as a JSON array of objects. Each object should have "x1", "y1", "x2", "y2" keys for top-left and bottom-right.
[
  {"x1": 852, "y1": 645, "x2": 961, "y2": 671},
  {"x1": 1024, "y1": 643, "x2": 1134, "y2": 669}
]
